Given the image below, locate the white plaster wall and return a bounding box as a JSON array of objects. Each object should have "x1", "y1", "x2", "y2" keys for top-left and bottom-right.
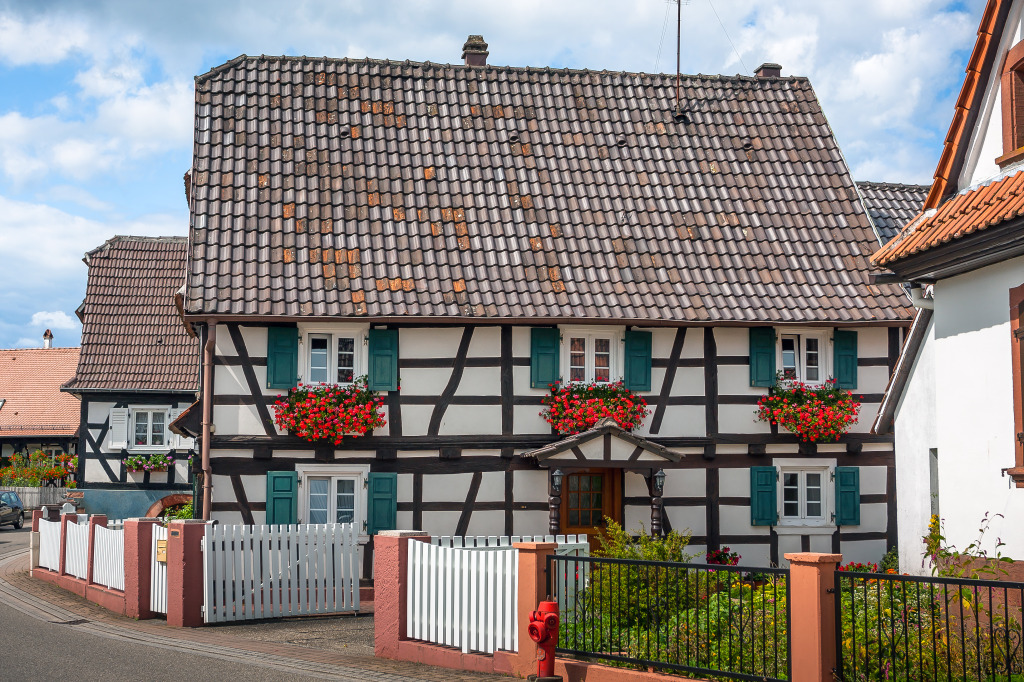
[
  {"x1": 465, "y1": 510, "x2": 505, "y2": 536},
  {"x1": 421, "y1": 473, "x2": 474, "y2": 503},
  {"x1": 88, "y1": 400, "x2": 115, "y2": 424},
  {"x1": 240, "y1": 326, "x2": 267, "y2": 357},
  {"x1": 454, "y1": 367, "x2": 501, "y2": 396},
  {"x1": 476, "y1": 471, "x2": 505, "y2": 502},
  {"x1": 436, "y1": 405, "x2": 502, "y2": 436},
  {"x1": 467, "y1": 326, "x2": 500, "y2": 357},
  {"x1": 930, "y1": 257, "x2": 1024, "y2": 559},
  {"x1": 212, "y1": 404, "x2": 265, "y2": 436},
  {"x1": 213, "y1": 323, "x2": 237, "y2": 356},
  {"x1": 634, "y1": 405, "x2": 704, "y2": 438},
  {"x1": 514, "y1": 509, "x2": 549, "y2": 535},
  {"x1": 399, "y1": 368, "x2": 452, "y2": 395},
  {"x1": 513, "y1": 470, "x2": 549, "y2": 503},
  {"x1": 719, "y1": 405, "x2": 764, "y2": 434},
  {"x1": 665, "y1": 505, "x2": 705, "y2": 536},
  {"x1": 400, "y1": 328, "x2": 465, "y2": 358}
]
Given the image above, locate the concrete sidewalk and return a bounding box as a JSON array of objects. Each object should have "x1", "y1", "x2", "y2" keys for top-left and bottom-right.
[{"x1": 0, "y1": 550, "x2": 510, "y2": 681}]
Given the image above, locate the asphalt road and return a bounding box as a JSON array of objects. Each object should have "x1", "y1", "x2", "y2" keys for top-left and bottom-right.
[{"x1": 0, "y1": 526, "x2": 315, "y2": 681}]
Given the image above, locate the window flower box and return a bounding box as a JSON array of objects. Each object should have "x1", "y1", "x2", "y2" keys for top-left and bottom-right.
[
  {"x1": 540, "y1": 381, "x2": 649, "y2": 435},
  {"x1": 124, "y1": 453, "x2": 173, "y2": 473},
  {"x1": 273, "y1": 377, "x2": 387, "y2": 445},
  {"x1": 756, "y1": 376, "x2": 861, "y2": 443}
]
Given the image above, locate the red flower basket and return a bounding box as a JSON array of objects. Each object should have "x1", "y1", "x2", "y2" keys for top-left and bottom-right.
[
  {"x1": 756, "y1": 377, "x2": 861, "y2": 443},
  {"x1": 273, "y1": 378, "x2": 387, "y2": 445},
  {"x1": 541, "y1": 381, "x2": 649, "y2": 435}
]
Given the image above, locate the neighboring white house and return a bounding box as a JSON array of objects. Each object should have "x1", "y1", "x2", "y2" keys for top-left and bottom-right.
[{"x1": 872, "y1": 0, "x2": 1024, "y2": 571}]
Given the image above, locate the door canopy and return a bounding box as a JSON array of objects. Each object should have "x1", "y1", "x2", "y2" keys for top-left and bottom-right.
[{"x1": 522, "y1": 418, "x2": 682, "y2": 467}]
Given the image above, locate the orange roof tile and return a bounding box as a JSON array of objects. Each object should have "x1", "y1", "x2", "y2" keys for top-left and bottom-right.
[
  {"x1": 0, "y1": 347, "x2": 80, "y2": 437},
  {"x1": 873, "y1": 170, "x2": 1024, "y2": 266}
]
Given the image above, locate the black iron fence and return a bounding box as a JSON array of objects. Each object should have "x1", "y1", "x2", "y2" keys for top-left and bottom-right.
[
  {"x1": 835, "y1": 570, "x2": 1024, "y2": 681},
  {"x1": 546, "y1": 554, "x2": 790, "y2": 682}
]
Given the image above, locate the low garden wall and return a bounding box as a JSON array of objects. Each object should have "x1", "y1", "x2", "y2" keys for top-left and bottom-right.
[{"x1": 2, "y1": 486, "x2": 67, "y2": 509}]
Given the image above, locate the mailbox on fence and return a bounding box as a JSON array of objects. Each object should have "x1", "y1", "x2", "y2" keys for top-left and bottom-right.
[{"x1": 155, "y1": 539, "x2": 167, "y2": 563}]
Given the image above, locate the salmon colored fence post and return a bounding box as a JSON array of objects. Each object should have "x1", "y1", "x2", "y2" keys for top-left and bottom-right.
[
  {"x1": 786, "y1": 552, "x2": 842, "y2": 682},
  {"x1": 166, "y1": 519, "x2": 208, "y2": 627},
  {"x1": 123, "y1": 518, "x2": 161, "y2": 620},
  {"x1": 511, "y1": 541, "x2": 557, "y2": 678},
  {"x1": 373, "y1": 531, "x2": 431, "y2": 658},
  {"x1": 29, "y1": 509, "x2": 43, "y2": 571},
  {"x1": 86, "y1": 514, "x2": 107, "y2": 585},
  {"x1": 57, "y1": 512, "x2": 78, "y2": 577}
]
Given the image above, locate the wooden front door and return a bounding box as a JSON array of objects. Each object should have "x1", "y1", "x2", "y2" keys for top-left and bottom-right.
[{"x1": 560, "y1": 469, "x2": 621, "y2": 541}]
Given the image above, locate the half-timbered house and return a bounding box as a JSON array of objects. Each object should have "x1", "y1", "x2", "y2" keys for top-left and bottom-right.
[
  {"x1": 872, "y1": 0, "x2": 1024, "y2": 569},
  {"x1": 183, "y1": 39, "x2": 915, "y2": 572},
  {"x1": 61, "y1": 236, "x2": 200, "y2": 519}
]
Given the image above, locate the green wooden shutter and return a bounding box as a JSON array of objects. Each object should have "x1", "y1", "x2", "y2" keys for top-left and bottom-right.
[
  {"x1": 624, "y1": 330, "x2": 653, "y2": 391},
  {"x1": 833, "y1": 329, "x2": 858, "y2": 389},
  {"x1": 749, "y1": 327, "x2": 777, "y2": 387},
  {"x1": 366, "y1": 472, "x2": 398, "y2": 535},
  {"x1": 530, "y1": 327, "x2": 560, "y2": 388},
  {"x1": 266, "y1": 326, "x2": 299, "y2": 389},
  {"x1": 834, "y1": 466, "x2": 861, "y2": 526},
  {"x1": 368, "y1": 329, "x2": 399, "y2": 391},
  {"x1": 265, "y1": 471, "x2": 298, "y2": 525},
  {"x1": 750, "y1": 466, "x2": 778, "y2": 526}
]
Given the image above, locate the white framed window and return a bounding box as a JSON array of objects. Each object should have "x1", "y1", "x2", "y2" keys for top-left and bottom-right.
[
  {"x1": 299, "y1": 324, "x2": 368, "y2": 385},
  {"x1": 295, "y1": 463, "x2": 370, "y2": 538},
  {"x1": 775, "y1": 328, "x2": 830, "y2": 385},
  {"x1": 560, "y1": 326, "x2": 624, "y2": 384},
  {"x1": 774, "y1": 458, "x2": 835, "y2": 529},
  {"x1": 130, "y1": 408, "x2": 169, "y2": 450}
]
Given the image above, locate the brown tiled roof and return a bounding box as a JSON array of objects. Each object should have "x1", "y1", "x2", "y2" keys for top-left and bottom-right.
[
  {"x1": 186, "y1": 55, "x2": 912, "y2": 324},
  {"x1": 0, "y1": 347, "x2": 80, "y2": 437},
  {"x1": 873, "y1": 170, "x2": 1024, "y2": 267},
  {"x1": 856, "y1": 181, "x2": 928, "y2": 244},
  {"x1": 63, "y1": 237, "x2": 199, "y2": 393}
]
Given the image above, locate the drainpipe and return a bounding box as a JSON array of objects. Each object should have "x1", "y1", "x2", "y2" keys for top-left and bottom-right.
[{"x1": 201, "y1": 321, "x2": 217, "y2": 520}]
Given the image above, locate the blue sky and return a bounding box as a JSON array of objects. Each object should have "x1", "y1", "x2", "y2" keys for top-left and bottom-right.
[{"x1": 0, "y1": 0, "x2": 985, "y2": 349}]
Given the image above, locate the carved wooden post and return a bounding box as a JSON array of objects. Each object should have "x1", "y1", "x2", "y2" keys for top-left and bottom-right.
[
  {"x1": 548, "y1": 469, "x2": 563, "y2": 536},
  {"x1": 651, "y1": 468, "x2": 667, "y2": 537}
]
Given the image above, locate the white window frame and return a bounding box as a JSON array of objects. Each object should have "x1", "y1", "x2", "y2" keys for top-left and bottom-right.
[
  {"x1": 773, "y1": 458, "x2": 836, "y2": 531},
  {"x1": 128, "y1": 407, "x2": 171, "y2": 452},
  {"x1": 295, "y1": 463, "x2": 370, "y2": 541},
  {"x1": 774, "y1": 327, "x2": 831, "y2": 386},
  {"x1": 559, "y1": 325, "x2": 624, "y2": 385},
  {"x1": 298, "y1": 323, "x2": 369, "y2": 386}
]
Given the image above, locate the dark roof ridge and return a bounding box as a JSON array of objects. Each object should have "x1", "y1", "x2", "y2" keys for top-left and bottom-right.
[
  {"x1": 84, "y1": 235, "x2": 188, "y2": 260},
  {"x1": 195, "y1": 53, "x2": 811, "y2": 87},
  {"x1": 857, "y1": 180, "x2": 930, "y2": 190}
]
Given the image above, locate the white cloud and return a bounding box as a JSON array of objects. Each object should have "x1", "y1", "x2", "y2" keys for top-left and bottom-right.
[
  {"x1": 13, "y1": 337, "x2": 40, "y2": 349},
  {"x1": 30, "y1": 311, "x2": 76, "y2": 330},
  {"x1": 46, "y1": 185, "x2": 114, "y2": 212},
  {"x1": 0, "y1": 13, "x2": 91, "y2": 65}
]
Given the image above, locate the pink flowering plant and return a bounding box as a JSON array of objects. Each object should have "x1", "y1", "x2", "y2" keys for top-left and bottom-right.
[
  {"x1": 541, "y1": 381, "x2": 649, "y2": 435},
  {"x1": 756, "y1": 376, "x2": 861, "y2": 443},
  {"x1": 706, "y1": 546, "x2": 741, "y2": 566},
  {"x1": 124, "y1": 452, "x2": 173, "y2": 472},
  {"x1": 273, "y1": 377, "x2": 386, "y2": 445}
]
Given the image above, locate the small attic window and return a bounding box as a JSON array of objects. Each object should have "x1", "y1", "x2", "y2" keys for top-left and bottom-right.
[{"x1": 999, "y1": 41, "x2": 1024, "y2": 166}]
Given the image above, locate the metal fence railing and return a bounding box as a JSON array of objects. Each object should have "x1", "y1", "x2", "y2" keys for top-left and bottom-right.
[
  {"x1": 835, "y1": 570, "x2": 1024, "y2": 681},
  {"x1": 547, "y1": 555, "x2": 790, "y2": 682}
]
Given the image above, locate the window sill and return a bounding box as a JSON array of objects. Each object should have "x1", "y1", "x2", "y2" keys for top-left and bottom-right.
[
  {"x1": 996, "y1": 147, "x2": 1024, "y2": 169},
  {"x1": 774, "y1": 525, "x2": 836, "y2": 535}
]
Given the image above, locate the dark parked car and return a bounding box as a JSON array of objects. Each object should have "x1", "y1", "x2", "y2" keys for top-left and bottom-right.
[{"x1": 0, "y1": 492, "x2": 25, "y2": 529}]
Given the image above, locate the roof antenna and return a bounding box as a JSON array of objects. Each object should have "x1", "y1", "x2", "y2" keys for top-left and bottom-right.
[{"x1": 674, "y1": 0, "x2": 691, "y2": 121}]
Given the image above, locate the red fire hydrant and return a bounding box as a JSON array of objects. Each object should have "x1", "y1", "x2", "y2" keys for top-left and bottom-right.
[{"x1": 527, "y1": 600, "x2": 562, "y2": 682}]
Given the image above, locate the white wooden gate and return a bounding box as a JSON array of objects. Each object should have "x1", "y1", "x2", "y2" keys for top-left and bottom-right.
[
  {"x1": 64, "y1": 520, "x2": 90, "y2": 580},
  {"x1": 93, "y1": 524, "x2": 125, "y2": 591},
  {"x1": 408, "y1": 541, "x2": 519, "y2": 654},
  {"x1": 151, "y1": 525, "x2": 168, "y2": 614},
  {"x1": 203, "y1": 523, "x2": 360, "y2": 623},
  {"x1": 38, "y1": 518, "x2": 61, "y2": 572}
]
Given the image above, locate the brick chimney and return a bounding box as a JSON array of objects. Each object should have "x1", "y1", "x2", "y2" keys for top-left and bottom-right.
[
  {"x1": 755, "y1": 63, "x2": 782, "y2": 78},
  {"x1": 462, "y1": 35, "x2": 488, "y2": 67},
  {"x1": 43, "y1": 329, "x2": 53, "y2": 349}
]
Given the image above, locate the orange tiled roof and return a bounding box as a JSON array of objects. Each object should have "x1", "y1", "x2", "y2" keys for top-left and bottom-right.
[
  {"x1": 925, "y1": 0, "x2": 1007, "y2": 210},
  {"x1": 873, "y1": 170, "x2": 1024, "y2": 267},
  {"x1": 0, "y1": 347, "x2": 80, "y2": 437}
]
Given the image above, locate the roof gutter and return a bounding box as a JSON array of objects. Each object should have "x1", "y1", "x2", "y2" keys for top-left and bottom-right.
[{"x1": 201, "y1": 321, "x2": 217, "y2": 521}]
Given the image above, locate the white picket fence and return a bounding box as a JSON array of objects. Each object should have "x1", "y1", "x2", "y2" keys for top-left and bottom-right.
[
  {"x1": 431, "y1": 534, "x2": 589, "y2": 557},
  {"x1": 64, "y1": 519, "x2": 90, "y2": 580},
  {"x1": 38, "y1": 518, "x2": 61, "y2": 572},
  {"x1": 151, "y1": 525, "x2": 168, "y2": 614},
  {"x1": 408, "y1": 541, "x2": 518, "y2": 654},
  {"x1": 202, "y1": 523, "x2": 360, "y2": 623},
  {"x1": 92, "y1": 524, "x2": 125, "y2": 591}
]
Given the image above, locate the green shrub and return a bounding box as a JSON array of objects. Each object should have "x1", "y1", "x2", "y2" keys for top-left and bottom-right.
[
  {"x1": 880, "y1": 546, "x2": 899, "y2": 572},
  {"x1": 163, "y1": 502, "x2": 193, "y2": 521}
]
